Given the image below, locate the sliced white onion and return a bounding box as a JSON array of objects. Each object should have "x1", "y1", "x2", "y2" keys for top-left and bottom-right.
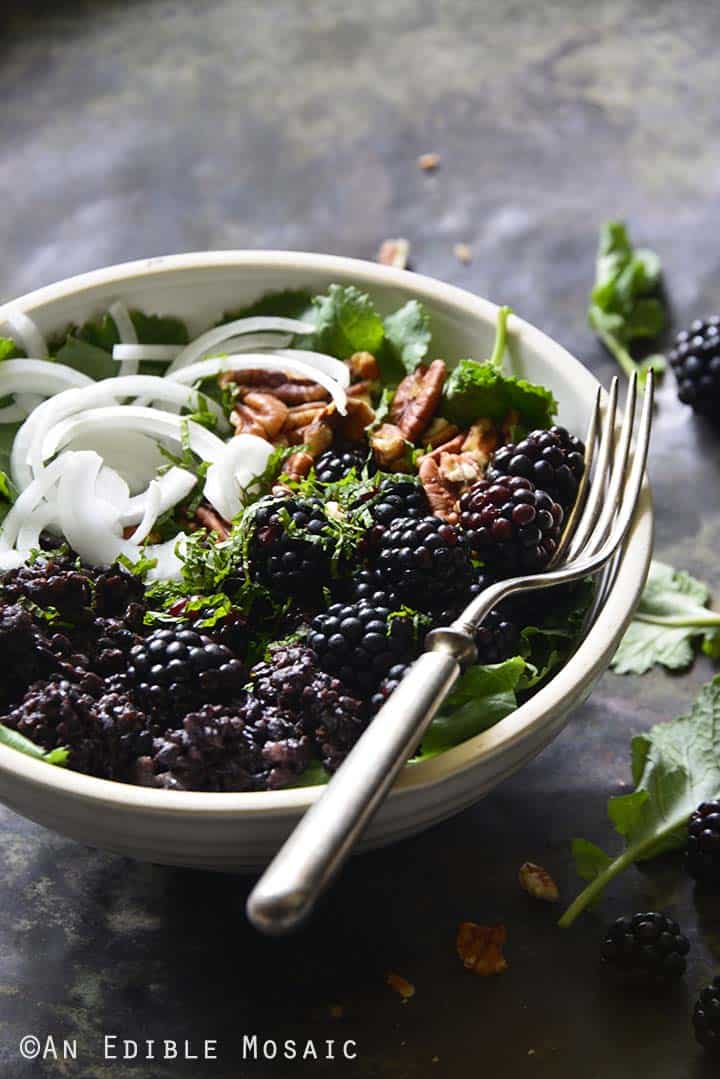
[
  {"x1": 0, "y1": 455, "x2": 67, "y2": 550},
  {"x1": 109, "y1": 301, "x2": 139, "y2": 376},
  {"x1": 144, "y1": 533, "x2": 188, "y2": 581},
  {"x1": 273, "y1": 347, "x2": 351, "y2": 388},
  {"x1": 165, "y1": 317, "x2": 314, "y2": 375},
  {"x1": 56, "y1": 451, "x2": 131, "y2": 566},
  {"x1": 0, "y1": 359, "x2": 94, "y2": 398},
  {"x1": 16, "y1": 504, "x2": 58, "y2": 552},
  {"x1": 95, "y1": 464, "x2": 130, "y2": 508},
  {"x1": 121, "y1": 466, "x2": 197, "y2": 526},
  {"x1": 205, "y1": 331, "x2": 292, "y2": 355},
  {"x1": 113, "y1": 344, "x2": 181, "y2": 364},
  {"x1": 43, "y1": 406, "x2": 226, "y2": 468},
  {"x1": 203, "y1": 434, "x2": 274, "y2": 521},
  {"x1": 129, "y1": 479, "x2": 161, "y2": 544},
  {"x1": 166, "y1": 353, "x2": 347, "y2": 415},
  {"x1": 3, "y1": 311, "x2": 48, "y2": 359}
]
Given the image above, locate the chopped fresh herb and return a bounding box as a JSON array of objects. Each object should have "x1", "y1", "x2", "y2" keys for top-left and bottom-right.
[
  {"x1": 117, "y1": 552, "x2": 158, "y2": 578},
  {"x1": 0, "y1": 337, "x2": 22, "y2": 361},
  {"x1": 560, "y1": 676, "x2": 720, "y2": 927},
  {"x1": 611, "y1": 561, "x2": 720, "y2": 674},
  {"x1": 588, "y1": 221, "x2": 667, "y2": 385},
  {"x1": 441, "y1": 307, "x2": 556, "y2": 431}
]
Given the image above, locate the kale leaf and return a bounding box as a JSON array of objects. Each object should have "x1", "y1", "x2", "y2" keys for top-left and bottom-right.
[
  {"x1": 560, "y1": 676, "x2": 720, "y2": 927},
  {"x1": 611, "y1": 561, "x2": 720, "y2": 675}
]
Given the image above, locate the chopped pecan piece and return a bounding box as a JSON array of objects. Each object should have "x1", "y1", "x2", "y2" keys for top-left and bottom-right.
[
  {"x1": 283, "y1": 402, "x2": 328, "y2": 431},
  {"x1": 417, "y1": 151, "x2": 440, "y2": 171},
  {"x1": 438, "y1": 451, "x2": 484, "y2": 486},
  {"x1": 418, "y1": 455, "x2": 459, "y2": 523},
  {"x1": 370, "y1": 423, "x2": 409, "y2": 471},
  {"x1": 284, "y1": 451, "x2": 314, "y2": 480},
  {"x1": 456, "y1": 922, "x2": 508, "y2": 976},
  {"x1": 423, "y1": 417, "x2": 460, "y2": 448},
  {"x1": 424, "y1": 434, "x2": 465, "y2": 460},
  {"x1": 386, "y1": 972, "x2": 415, "y2": 1001},
  {"x1": 377, "y1": 238, "x2": 410, "y2": 269},
  {"x1": 195, "y1": 505, "x2": 231, "y2": 540},
  {"x1": 390, "y1": 359, "x2": 446, "y2": 442},
  {"x1": 238, "y1": 391, "x2": 288, "y2": 439},
  {"x1": 299, "y1": 416, "x2": 333, "y2": 455},
  {"x1": 230, "y1": 404, "x2": 267, "y2": 439},
  {"x1": 462, "y1": 418, "x2": 498, "y2": 458},
  {"x1": 348, "y1": 351, "x2": 381, "y2": 382},
  {"x1": 336, "y1": 397, "x2": 375, "y2": 443},
  {"x1": 518, "y1": 862, "x2": 559, "y2": 902}
]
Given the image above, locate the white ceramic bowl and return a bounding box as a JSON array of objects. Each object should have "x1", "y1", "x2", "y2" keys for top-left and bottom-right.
[{"x1": 0, "y1": 252, "x2": 653, "y2": 870}]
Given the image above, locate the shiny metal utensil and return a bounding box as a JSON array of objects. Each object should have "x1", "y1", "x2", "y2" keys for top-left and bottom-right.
[{"x1": 247, "y1": 372, "x2": 653, "y2": 935}]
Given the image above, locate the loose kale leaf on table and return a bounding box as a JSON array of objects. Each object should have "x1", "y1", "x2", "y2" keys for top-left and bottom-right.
[
  {"x1": 559, "y1": 676, "x2": 720, "y2": 927},
  {"x1": 611, "y1": 560, "x2": 720, "y2": 674}
]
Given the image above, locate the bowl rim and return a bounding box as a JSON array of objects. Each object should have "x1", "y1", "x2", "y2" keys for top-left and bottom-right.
[{"x1": 0, "y1": 250, "x2": 653, "y2": 816}]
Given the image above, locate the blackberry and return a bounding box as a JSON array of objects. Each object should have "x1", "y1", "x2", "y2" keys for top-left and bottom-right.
[
  {"x1": 370, "y1": 663, "x2": 410, "y2": 712},
  {"x1": 1, "y1": 677, "x2": 149, "y2": 779},
  {"x1": 693, "y1": 976, "x2": 720, "y2": 1052},
  {"x1": 459, "y1": 477, "x2": 563, "y2": 573},
  {"x1": 374, "y1": 515, "x2": 473, "y2": 611},
  {"x1": 250, "y1": 645, "x2": 367, "y2": 771},
  {"x1": 434, "y1": 569, "x2": 520, "y2": 665},
  {"x1": 308, "y1": 601, "x2": 416, "y2": 693},
  {"x1": 486, "y1": 427, "x2": 585, "y2": 510},
  {"x1": 668, "y1": 317, "x2": 720, "y2": 417},
  {"x1": 369, "y1": 480, "x2": 430, "y2": 527},
  {"x1": 147, "y1": 698, "x2": 311, "y2": 791},
  {"x1": 600, "y1": 912, "x2": 690, "y2": 982},
  {"x1": 314, "y1": 447, "x2": 372, "y2": 483},
  {"x1": 93, "y1": 562, "x2": 146, "y2": 617},
  {"x1": 0, "y1": 604, "x2": 61, "y2": 705},
  {"x1": 2, "y1": 557, "x2": 92, "y2": 622},
  {"x1": 346, "y1": 568, "x2": 401, "y2": 610},
  {"x1": 126, "y1": 627, "x2": 245, "y2": 724},
  {"x1": 686, "y1": 801, "x2": 720, "y2": 887},
  {"x1": 248, "y1": 496, "x2": 332, "y2": 600}
]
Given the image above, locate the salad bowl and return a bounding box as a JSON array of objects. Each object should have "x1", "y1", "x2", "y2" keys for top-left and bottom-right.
[{"x1": 0, "y1": 252, "x2": 653, "y2": 870}]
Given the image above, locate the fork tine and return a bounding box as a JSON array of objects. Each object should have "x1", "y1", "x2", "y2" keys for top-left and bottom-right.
[
  {"x1": 566, "y1": 376, "x2": 618, "y2": 560},
  {"x1": 548, "y1": 385, "x2": 600, "y2": 568},
  {"x1": 584, "y1": 372, "x2": 638, "y2": 557}
]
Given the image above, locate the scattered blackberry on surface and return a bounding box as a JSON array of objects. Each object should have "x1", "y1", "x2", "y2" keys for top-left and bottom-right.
[
  {"x1": 250, "y1": 645, "x2": 368, "y2": 771},
  {"x1": 308, "y1": 601, "x2": 416, "y2": 693},
  {"x1": 1, "y1": 557, "x2": 92, "y2": 622},
  {"x1": 668, "y1": 317, "x2": 720, "y2": 417},
  {"x1": 126, "y1": 627, "x2": 245, "y2": 725},
  {"x1": 459, "y1": 477, "x2": 563, "y2": 573},
  {"x1": 370, "y1": 663, "x2": 411, "y2": 712},
  {"x1": 693, "y1": 977, "x2": 720, "y2": 1052},
  {"x1": 686, "y1": 801, "x2": 720, "y2": 887},
  {"x1": 369, "y1": 480, "x2": 430, "y2": 527},
  {"x1": 1, "y1": 677, "x2": 149, "y2": 779},
  {"x1": 249, "y1": 496, "x2": 333, "y2": 600},
  {"x1": 146, "y1": 697, "x2": 311, "y2": 791},
  {"x1": 374, "y1": 515, "x2": 473, "y2": 611},
  {"x1": 600, "y1": 912, "x2": 690, "y2": 982},
  {"x1": 0, "y1": 604, "x2": 61, "y2": 704},
  {"x1": 486, "y1": 427, "x2": 585, "y2": 510},
  {"x1": 314, "y1": 447, "x2": 373, "y2": 483}
]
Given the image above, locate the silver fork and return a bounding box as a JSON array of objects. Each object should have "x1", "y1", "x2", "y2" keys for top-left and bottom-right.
[{"x1": 247, "y1": 372, "x2": 653, "y2": 935}]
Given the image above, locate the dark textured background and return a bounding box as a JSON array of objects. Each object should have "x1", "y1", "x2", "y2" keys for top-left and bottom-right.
[{"x1": 1, "y1": 1, "x2": 719, "y2": 1076}]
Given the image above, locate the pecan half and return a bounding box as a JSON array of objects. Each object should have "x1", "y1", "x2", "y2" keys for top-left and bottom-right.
[
  {"x1": 284, "y1": 451, "x2": 314, "y2": 480},
  {"x1": 386, "y1": 972, "x2": 415, "y2": 1001},
  {"x1": 239, "y1": 391, "x2": 288, "y2": 438},
  {"x1": 230, "y1": 403, "x2": 267, "y2": 439},
  {"x1": 283, "y1": 402, "x2": 328, "y2": 431},
  {"x1": 418, "y1": 455, "x2": 458, "y2": 522},
  {"x1": 220, "y1": 368, "x2": 285, "y2": 389},
  {"x1": 370, "y1": 423, "x2": 409, "y2": 471},
  {"x1": 336, "y1": 397, "x2": 375, "y2": 443},
  {"x1": 297, "y1": 415, "x2": 333, "y2": 455},
  {"x1": 456, "y1": 922, "x2": 508, "y2": 976},
  {"x1": 195, "y1": 504, "x2": 231, "y2": 540},
  {"x1": 348, "y1": 351, "x2": 380, "y2": 382},
  {"x1": 424, "y1": 433, "x2": 465, "y2": 460},
  {"x1": 390, "y1": 359, "x2": 446, "y2": 441},
  {"x1": 377, "y1": 238, "x2": 410, "y2": 270},
  {"x1": 271, "y1": 380, "x2": 330, "y2": 405}
]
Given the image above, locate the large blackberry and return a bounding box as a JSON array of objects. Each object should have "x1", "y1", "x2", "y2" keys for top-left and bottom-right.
[
  {"x1": 668, "y1": 317, "x2": 720, "y2": 417},
  {"x1": 345, "y1": 568, "x2": 401, "y2": 610},
  {"x1": 686, "y1": 801, "x2": 720, "y2": 887},
  {"x1": 250, "y1": 645, "x2": 368, "y2": 771},
  {"x1": 308, "y1": 601, "x2": 416, "y2": 694},
  {"x1": 370, "y1": 663, "x2": 410, "y2": 713},
  {"x1": 146, "y1": 697, "x2": 311, "y2": 791},
  {"x1": 0, "y1": 604, "x2": 61, "y2": 705},
  {"x1": 693, "y1": 977, "x2": 720, "y2": 1052},
  {"x1": 600, "y1": 912, "x2": 690, "y2": 982},
  {"x1": 486, "y1": 427, "x2": 585, "y2": 510},
  {"x1": 2, "y1": 557, "x2": 92, "y2": 622},
  {"x1": 126, "y1": 627, "x2": 245, "y2": 724},
  {"x1": 434, "y1": 569, "x2": 520, "y2": 665},
  {"x1": 1, "y1": 677, "x2": 149, "y2": 779},
  {"x1": 248, "y1": 496, "x2": 333, "y2": 600},
  {"x1": 93, "y1": 562, "x2": 146, "y2": 617},
  {"x1": 314, "y1": 447, "x2": 372, "y2": 483},
  {"x1": 459, "y1": 477, "x2": 563, "y2": 573},
  {"x1": 374, "y1": 515, "x2": 473, "y2": 610},
  {"x1": 369, "y1": 480, "x2": 430, "y2": 527}
]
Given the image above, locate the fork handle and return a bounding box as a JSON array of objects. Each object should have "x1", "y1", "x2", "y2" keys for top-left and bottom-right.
[{"x1": 246, "y1": 649, "x2": 462, "y2": 935}]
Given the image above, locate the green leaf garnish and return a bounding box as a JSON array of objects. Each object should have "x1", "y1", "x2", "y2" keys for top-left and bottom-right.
[
  {"x1": 380, "y1": 299, "x2": 432, "y2": 381},
  {"x1": 588, "y1": 221, "x2": 667, "y2": 385},
  {"x1": 560, "y1": 676, "x2": 720, "y2": 927},
  {"x1": 0, "y1": 723, "x2": 69, "y2": 766},
  {"x1": 418, "y1": 657, "x2": 526, "y2": 756},
  {"x1": 611, "y1": 561, "x2": 720, "y2": 675},
  {"x1": 219, "y1": 289, "x2": 314, "y2": 324},
  {"x1": 309, "y1": 284, "x2": 385, "y2": 359}
]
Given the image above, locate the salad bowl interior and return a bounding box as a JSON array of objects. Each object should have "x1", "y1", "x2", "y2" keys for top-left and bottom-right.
[{"x1": 0, "y1": 252, "x2": 653, "y2": 870}]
